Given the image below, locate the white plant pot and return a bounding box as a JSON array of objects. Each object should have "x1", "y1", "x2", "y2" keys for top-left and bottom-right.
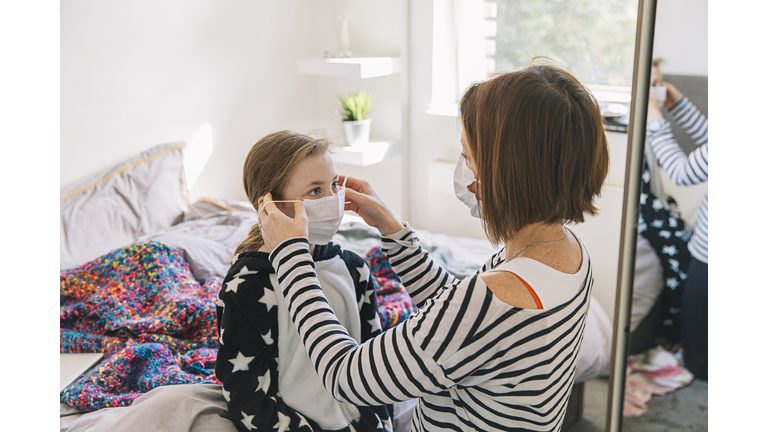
[{"x1": 342, "y1": 119, "x2": 372, "y2": 146}]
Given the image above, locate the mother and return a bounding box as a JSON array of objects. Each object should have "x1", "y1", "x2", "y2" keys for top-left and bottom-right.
[{"x1": 259, "y1": 65, "x2": 609, "y2": 431}]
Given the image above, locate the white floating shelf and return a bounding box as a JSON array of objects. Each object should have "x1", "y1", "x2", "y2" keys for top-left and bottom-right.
[
  {"x1": 332, "y1": 141, "x2": 391, "y2": 166},
  {"x1": 297, "y1": 57, "x2": 401, "y2": 79}
]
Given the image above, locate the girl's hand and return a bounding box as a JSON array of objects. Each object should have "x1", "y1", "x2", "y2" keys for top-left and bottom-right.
[
  {"x1": 340, "y1": 175, "x2": 403, "y2": 236},
  {"x1": 258, "y1": 192, "x2": 309, "y2": 252}
]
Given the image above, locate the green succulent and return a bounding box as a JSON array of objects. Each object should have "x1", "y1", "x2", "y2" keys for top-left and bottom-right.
[{"x1": 338, "y1": 91, "x2": 372, "y2": 121}]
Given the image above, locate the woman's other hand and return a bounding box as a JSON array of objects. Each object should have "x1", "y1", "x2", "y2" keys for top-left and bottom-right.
[
  {"x1": 340, "y1": 175, "x2": 403, "y2": 236},
  {"x1": 258, "y1": 192, "x2": 309, "y2": 251},
  {"x1": 647, "y1": 93, "x2": 664, "y2": 122}
]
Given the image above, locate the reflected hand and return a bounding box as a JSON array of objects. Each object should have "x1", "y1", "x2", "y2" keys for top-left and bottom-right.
[
  {"x1": 258, "y1": 192, "x2": 308, "y2": 252},
  {"x1": 662, "y1": 81, "x2": 683, "y2": 109},
  {"x1": 647, "y1": 93, "x2": 664, "y2": 122},
  {"x1": 340, "y1": 175, "x2": 403, "y2": 236}
]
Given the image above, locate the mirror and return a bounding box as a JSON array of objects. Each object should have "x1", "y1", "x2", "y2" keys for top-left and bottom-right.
[{"x1": 611, "y1": 0, "x2": 708, "y2": 430}]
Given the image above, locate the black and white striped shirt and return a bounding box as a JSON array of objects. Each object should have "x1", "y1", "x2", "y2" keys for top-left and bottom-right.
[
  {"x1": 648, "y1": 96, "x2": 709, "y2": 263},
  {"x1": 269, "y1": 224, "x2": 593, "y2": 431}
]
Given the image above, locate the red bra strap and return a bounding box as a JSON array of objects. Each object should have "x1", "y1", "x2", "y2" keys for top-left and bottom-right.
[{"x1": 509, "y1": 272, "x2": 543, "y2": 309}]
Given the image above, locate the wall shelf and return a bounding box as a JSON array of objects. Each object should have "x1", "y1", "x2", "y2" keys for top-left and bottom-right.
[
  {"x1": 331, "y1": 141, "x2": 391, "y2": 166},
  {"x1": 297, "y1": 57, "x2": 401, "y2": 79}
]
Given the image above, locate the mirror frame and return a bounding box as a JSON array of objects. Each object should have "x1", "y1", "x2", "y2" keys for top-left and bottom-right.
[{"x1": 606, "y1": 0, "x2": 658, "y2": 430}]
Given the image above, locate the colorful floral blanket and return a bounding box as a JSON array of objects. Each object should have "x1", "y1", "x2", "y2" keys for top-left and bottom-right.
[
  {"x1": 60, "y1": 240, "x2": 415, "y2": 412},
  {"x1": 60, "y1": 241, "x2": 221, "y2": 412}
]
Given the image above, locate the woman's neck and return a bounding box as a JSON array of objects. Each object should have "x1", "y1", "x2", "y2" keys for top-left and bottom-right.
[{"x1": 503, "y1": 222, "x2": 568, "y2": 261}]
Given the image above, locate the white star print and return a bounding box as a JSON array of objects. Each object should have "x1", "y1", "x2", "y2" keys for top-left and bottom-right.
[
  {"x1": 642, "y1": 171, "x2": 650, "y2": 183},
  {"x1": 640, "y1": 192, "x2": 648, "y2": 205},
  {"x1": 368, "y1": 316, "x2": 380, "y2": 331},
  {"x1": 241, "y1": 412, "x2": 256, "y2": 431},
  {"x1": 216, "y1": 297, "x2": 225, "y2": 308},
  {"x1": 229, "y1": 351, "x2": 255, "y2": 372},
  {"x1": 663, "y1": 319, "x2": 673, "y2": 326},
  {"x1": 668, "y1": 258, "x2": 679, "y2": 270},
  {"x1": 274, "y1": 411, "x2": 291, "y2": 432},
  {"x1": 358, "y1": 265, "x2": 370, "y2": 283},
  {"x1": 225, "y1": 277, "x2": 245, "y2": 293},
  {"x1": 662, "y1": 245, "x2": 678, "y2": 256},
  {"x1": 666, "y1": 278, "x2": 680, "y2": 289},
  {"x1": 231, "y1": 254, "x2": 240, "y2": 265},
  {"x1": 222, "y1": 388, "x2": 230, "y2": 402},
  {"x1": 257, "y1": 370, "x2": 271, "y2": 393},
  {"x1": 638, "y1": 221, "x2": 647, "y2": 233},
  {"x1": 262, "y1": 329, "x2": 273, "y2": 345},
  {"x1": 235, "y1": 265, "x2": 259, "y2": 278},
  {"x1": 383, "y1": 417, "x2": 392, "y2": 431},
  {"x1": 219, "y1": 328, "x2": 225, "y2": 345},
  {"x1": 652, "y1": 199, "x2": 664, "y2": 211},
  {"x1": 668, "y1": 217, "x2": 678, "y2": 228},
  {"x1": 297, "y1": 413, "x2": 310, "y2": 428},
  {"x1": 680, "y1": 272, "x2": 688, "y2": 280},
  {"x1": 651, "y1": 219, "x2": 664, "y2": 228},
  {"x1": 259, "y1": 288, "x2": 277, "y2": 312},
  {"x1": 658, "y1": 230, "x2": 671, "y2": 239}
]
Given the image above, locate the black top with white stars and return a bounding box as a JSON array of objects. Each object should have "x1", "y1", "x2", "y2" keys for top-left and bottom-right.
[{"x1": 215, "y1": 241, "x2": 392, "y2": 432}]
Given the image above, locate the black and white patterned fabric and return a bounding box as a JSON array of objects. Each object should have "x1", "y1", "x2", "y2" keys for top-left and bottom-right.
[
  {"x1": 267, "y1": 223, "x2": 593, "y2": 432},
  {"x1": 215, "y1": 242, "x2": 392, "y2": 432},
  {"x1": 638, "y1": 157, "x2": 692, "y2": 344}
]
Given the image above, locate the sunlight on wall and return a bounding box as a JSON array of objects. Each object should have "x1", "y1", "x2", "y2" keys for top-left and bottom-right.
[{"x1": 184, "y1": 123, "x2": 213, "y2": 190}]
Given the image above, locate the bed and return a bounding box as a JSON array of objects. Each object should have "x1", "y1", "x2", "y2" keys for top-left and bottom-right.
[{"x1": 60, "y1": 143, "x2": 615, "y2": 431}]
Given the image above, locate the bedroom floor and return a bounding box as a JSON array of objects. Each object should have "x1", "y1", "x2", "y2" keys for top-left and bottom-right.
[{"x1": 567, "y1": 377, "x2": 708, "y2": 431}]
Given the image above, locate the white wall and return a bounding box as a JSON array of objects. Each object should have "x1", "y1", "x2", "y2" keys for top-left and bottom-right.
[
  {"x1": 653, "y1": 0, "x2": 708, "y2": 76},
  {"x1": 61, "y1": 0, "x2": 408, "y2": 214},
  {"x1": 61, "y1": 0, "x2": 320, "y2": 202}
]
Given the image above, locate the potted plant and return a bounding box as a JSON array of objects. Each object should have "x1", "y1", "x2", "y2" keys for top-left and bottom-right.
[{"x1": 339, "y1": 91, "x2": 372, "y2": 146}]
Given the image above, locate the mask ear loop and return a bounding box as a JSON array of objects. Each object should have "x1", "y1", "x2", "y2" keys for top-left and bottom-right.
[{"x1": 257, "y1": 199, "x2": 302, "y2": 229}]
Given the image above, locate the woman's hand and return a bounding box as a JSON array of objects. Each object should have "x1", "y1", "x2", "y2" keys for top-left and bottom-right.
[
  {"x1": 340, "y1": 175, "x2": 404, "y2": 236},
  {"x1": 662, "y1": 81, "x2": 683, "y2": 109},
  {"x1": 258, "y1": 192, "x2": 308, "y2": 252},
  {"x1": 647, "y1": 93, "x2": 664, "y2": 122}
]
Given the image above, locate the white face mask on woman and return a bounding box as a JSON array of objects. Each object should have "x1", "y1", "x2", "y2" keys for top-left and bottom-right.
[
  {"x1": 650, "y1": 85, "x2": 667, "y2": 106},
  {"x1": 258, "y1": 177, "x2": 347, "y2": 245},
  {"x1": 453, "y1": 154, "x2": 482, "y2": 218}
]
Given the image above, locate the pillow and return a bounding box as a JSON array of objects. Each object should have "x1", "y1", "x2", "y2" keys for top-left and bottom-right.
[{"x1": 60, "y1": 142, "x2": 188, "y2": 270}]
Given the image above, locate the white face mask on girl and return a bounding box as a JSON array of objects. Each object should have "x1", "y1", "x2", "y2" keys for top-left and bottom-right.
[
  {"x1": 453, "y1": 155, "x2": 482, "y2": 219},
  {"x1": 650, "y1": 85, "x2": 667, "y2": 106},
  {"x1": 258, "y1": 177, "x2": 347, "y2": 245}
]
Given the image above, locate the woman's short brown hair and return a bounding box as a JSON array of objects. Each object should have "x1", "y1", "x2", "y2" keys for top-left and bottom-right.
[
  {"x1": 460, "y1": 65, "x2": 609, "y2": 244},
  {"x1": 235, "y1": 130, "x2": 332, "y2": 254}
]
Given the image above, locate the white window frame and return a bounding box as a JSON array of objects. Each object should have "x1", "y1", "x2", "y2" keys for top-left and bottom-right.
[{"x1": 428, "y1": 0, "x2": 632, "y2": 118}]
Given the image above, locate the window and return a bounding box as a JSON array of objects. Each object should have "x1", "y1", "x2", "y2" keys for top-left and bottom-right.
[{"x1": 430, "y1": 0, "x2": 637, "y2": 114}]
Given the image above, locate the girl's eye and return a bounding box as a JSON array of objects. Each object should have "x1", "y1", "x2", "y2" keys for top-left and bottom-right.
[
  {"x1": 331, "y1": 181, "x2": 339, "y2": 190},
  {"x1": 308, "y1": 188, "x2": 321, "y2": 196}
]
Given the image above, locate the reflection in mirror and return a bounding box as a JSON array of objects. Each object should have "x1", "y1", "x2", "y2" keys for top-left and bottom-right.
[{"x1": 618, "y1": 0, "x2": 708, "y2": 430}]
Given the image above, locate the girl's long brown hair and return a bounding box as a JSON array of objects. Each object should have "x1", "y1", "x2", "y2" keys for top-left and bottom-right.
[{"x1": 235, "y1": 131, "x2": 331, "y2": 254}]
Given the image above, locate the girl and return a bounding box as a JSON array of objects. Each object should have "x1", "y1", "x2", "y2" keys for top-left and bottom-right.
[
  {"x1": 215, "y1": 131, "x2": 392, "y2": 432},
  {"x1": 259, "y1": 66, "x2": 610, "y2": 431}
]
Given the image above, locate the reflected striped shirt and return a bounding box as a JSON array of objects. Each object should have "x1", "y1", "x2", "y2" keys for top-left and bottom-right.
[
  {"x1": 648, "y1": 96, "x2": 709, "y2": 263},
  {"x1": 269, "y1": 224, "x2": 593, "y2": 431}
]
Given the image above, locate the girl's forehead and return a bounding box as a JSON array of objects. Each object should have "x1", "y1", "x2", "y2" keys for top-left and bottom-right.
[{"x1": 288, "y1": 153, "x2": 338, "y2": 186}]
